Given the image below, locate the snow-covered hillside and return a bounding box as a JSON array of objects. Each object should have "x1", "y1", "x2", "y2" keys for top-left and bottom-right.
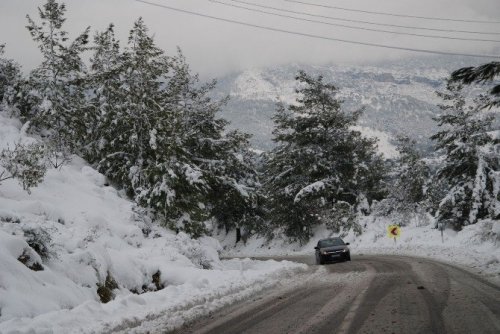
[
  {"x1": 0, "y1": 111, "x2": 306, "y2": 333},
  {"x1": 214, "y1": 56, "x2": 487, "y2": 151}
]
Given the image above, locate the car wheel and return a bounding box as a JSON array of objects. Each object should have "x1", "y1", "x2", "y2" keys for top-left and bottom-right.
[{"x1": 346, "y1": 253, "x2": 351, "y2": 261}]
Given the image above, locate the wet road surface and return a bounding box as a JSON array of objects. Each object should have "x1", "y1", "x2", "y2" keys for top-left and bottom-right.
[{"x1": 182, "y1": 255, "x2": 500, "y2": 334}]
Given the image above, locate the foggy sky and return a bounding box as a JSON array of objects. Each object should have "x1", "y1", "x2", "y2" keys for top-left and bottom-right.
[{"x1": 0, "y1": 0, "x2": 499, "y2": 78}]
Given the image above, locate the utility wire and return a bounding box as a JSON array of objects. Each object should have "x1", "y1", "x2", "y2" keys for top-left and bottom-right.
[
  {"x1": 285, "y1": 0, "x2": 500, "y2": 24},
  {"x1": 209, "y1": 0, "x2": 500, "y2": 43},
  {"x1": 135, "y1": 0, "x2": 498, "y2": 59},
  {"x1": 226, "y1": 0, "x2": 500, "y2": 36}
]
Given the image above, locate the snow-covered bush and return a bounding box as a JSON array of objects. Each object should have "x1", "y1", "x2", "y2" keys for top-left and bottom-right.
[
  {"x1": 369, "y1": 198, "x2": 433, "y2": 228},
  {"x1": 326, "y1": 201, "x2": 361, "y2": 236},
  {"x1": 44, "y1": 144, "x2": 72, "y2": 169},
  {"x1": 174, "y1": 233, "x2": 222, "y2": 270},
  {"x1": 96, "y1": 272, "x2": 119, "y2": 303},
  {"x1": 473, "y1": 219, "x2": 500, "y2": 244},
  {"x1": 0, "y1": 210, "x2": 21, "y2": 224},
  {"x1": 0, "y1": 142, "x2": 47, "y2": 193},
  {"x1": 22, "y1": 226, "x2": 53, "y2": 260}
]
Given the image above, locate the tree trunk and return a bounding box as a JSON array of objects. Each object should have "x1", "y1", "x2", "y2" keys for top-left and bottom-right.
[{"x1": 236, "y1": 227, "x2": 241, "y2": 244}]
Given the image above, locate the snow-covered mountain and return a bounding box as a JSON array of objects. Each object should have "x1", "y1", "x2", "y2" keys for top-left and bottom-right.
[{"x1": 213, "y1": 56, "x2": 486, "y2": 152}]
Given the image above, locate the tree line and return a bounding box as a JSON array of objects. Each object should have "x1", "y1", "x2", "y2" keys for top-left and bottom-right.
[{"x1": 0, "y1": 0, "x2": 498, "y2": 243}]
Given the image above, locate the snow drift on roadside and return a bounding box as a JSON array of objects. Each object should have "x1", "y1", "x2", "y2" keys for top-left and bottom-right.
[{"x1": 220, "y1": 216, "x2": 500, "y2": 283}]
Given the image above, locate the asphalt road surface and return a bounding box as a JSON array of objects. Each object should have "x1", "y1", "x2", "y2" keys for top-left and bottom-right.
[{"x1": 181, "y1": 255, "x2": 500, "y2": 334}]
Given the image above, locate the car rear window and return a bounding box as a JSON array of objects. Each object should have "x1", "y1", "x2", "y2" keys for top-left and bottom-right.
[{"x1": 318, "y1": 239, "x2": 345, "y2": 247}]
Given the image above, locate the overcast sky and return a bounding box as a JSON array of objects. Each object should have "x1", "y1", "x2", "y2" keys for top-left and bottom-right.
[{"x1": 0, "y1": 0, "x2": 499, "y2": 78}]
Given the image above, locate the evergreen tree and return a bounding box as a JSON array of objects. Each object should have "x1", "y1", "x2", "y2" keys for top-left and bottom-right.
[
  {"x1": 87, "y1": 19, "x2": 261, "y2": 237},
  {"x1": 141, "y1": 53, "x2": 261, "y2": 237},
  {"x1": 432, "y1": 83, "x2": 499, "y2": 229},
  {"x1": 170, "y1": 63, "x2": 263, "y2": 236},
  {"x1": 22, "y1": 0, "x2": 90, "y2": 162},
  {"x1": 91, "y1": 17, "x2": 172, "y2": 191},
  {"x1": 85, "y1": 24, "x2": 123, "y2": 162},
  {"x1": 14, "y1": 3, "x2": 262, "y2": 237},
  {"x1": 119, "y1": 22, "x2": 215, "y2": 236},
  {"x1": 379, "y1": 136, "x2": 431, "y2": 227},
  {"x1": 451, "y1": 61, "x2": 500, "y2": 109},
  {"x1": 265, "y1": 71, "x2": 385, "y2": 242},
  {"x1": 88, "y1": 19, "x2": 192, "y2": 227},
  {"x1": 392, "y1": 136, "x2": 430, "y2": 206},
  {"x1": 206, "y1": 131, "x2": 263, "y2": 237},
  {"x1": 0, "y1": 44, "x2": 21, "y2": 107}
]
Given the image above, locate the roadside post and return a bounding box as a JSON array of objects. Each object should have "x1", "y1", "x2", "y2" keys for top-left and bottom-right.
[
  {"x1": 387, "y1": 224, "x2": 401, "y2": 245},
  {"x1": 438, "y1": 222, "x2": 445, "y2": 243}
]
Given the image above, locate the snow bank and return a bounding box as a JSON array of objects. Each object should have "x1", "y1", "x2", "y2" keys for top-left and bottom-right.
[
  {"x1": 220, "y1": 216, "x2": 500, "y2": 283},
  {"x1": 350, "y1": 217, "x2": 500, "y2": 280},
  {"x1": 1, "y1": 258, "x2": 305, "y2": 334},
  {"x1": 0, "y1": 111, "x2": 307, "y2": 333}
]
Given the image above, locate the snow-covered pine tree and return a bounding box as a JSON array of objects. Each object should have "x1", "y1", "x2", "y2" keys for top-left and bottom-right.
[
  {"x1": 264, "y1": 71, "x2": 385, "y2": 242},
  {"x1": 145, "y1": 53, "x2": 261, "y2": 237},
  {"x1": 432, "y1": 82, "x2": 499, "y2": 229},
  {"x1": 21, "y1": 0, "x2": 89, "y2": 163},
  {"x1": 169, "y1": 61, "x2": 263, "y2": 236},
  {"x1": 205, "y1": 130, "x2": 263, "y2": 237},
  {"x1": 379, "y1": 136, "x2": 431, "y2": 226},
  {"x1": 451, "y1": 61, "x2": 500, "y2": 109},
  {"x1": 392, "y1": 136, "x2": 430, "y2": 206},
  {"x1": 89, "y1": 19, "x2": 182, "y2": 213},
  {"x1": 86, "y1": 20, "x2": 210, "y2": 237},
  {"x1": 122, "y1": 23, "x2": 216, "y2": 237},
  {"x1": 85, "y1": 24, "x2": 123, "y2": 163},
  {"x1": 93, "y1": 17, "x2": 170, "y2": 190},
  {"x1": 0, "y1": 44, "x2": 21, "y2": 107}
]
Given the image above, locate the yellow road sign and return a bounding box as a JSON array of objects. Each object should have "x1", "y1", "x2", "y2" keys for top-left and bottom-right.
[{"x1": 387, "y1": 225, "x2": 401, "y2": 238}]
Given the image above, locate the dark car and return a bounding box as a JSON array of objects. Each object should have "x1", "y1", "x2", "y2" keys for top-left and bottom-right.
[{"x1": 315, "y1": 237, "x2": 351, "y2": 264}]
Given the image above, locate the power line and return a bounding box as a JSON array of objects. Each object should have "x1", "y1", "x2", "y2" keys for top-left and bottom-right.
[
  {"x1": 285, "y1": 0, "x2": 500, "y2": 24},
  {"x1": 226, "y1": 0, "x2": 500, "y2": 36},
  {"x1": 209, "y1": 0, "x2": 500, "y2": 43},
  {"x1": 134, "y1": 0, "x2": 498, "y2": 59}
]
